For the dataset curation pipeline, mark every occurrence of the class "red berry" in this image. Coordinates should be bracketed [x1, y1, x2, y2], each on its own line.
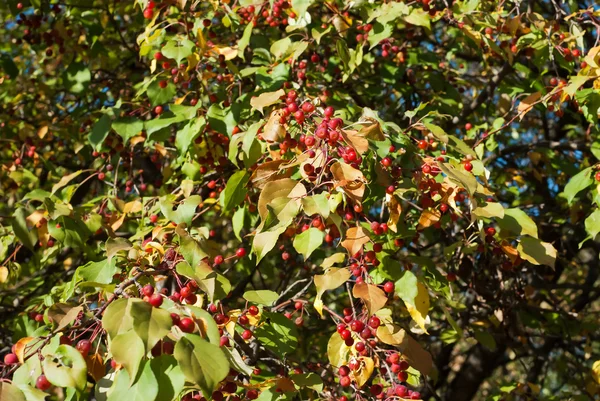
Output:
[383, 281, 394, 293]
[149, 293, 163, 307]
[397, 371, 408, 382]
[485, 227, 496, 236]
[368, 316, 380, 328]
[235, 248, 247, 258]
[595, 171, 600, 182]
[76, 339, 91, 356]
[179, 317, 195, 333]
[463, 161, 473, 172]
[339, 365, 350, 376]
[143, 8, 153, 19]
[340, 376, 351, 387]
[4, 353, 18, 365]
[154, 105, 163, 115]
[418, 140, 428, 150]
[241, 329, 253, 340]
[98, 172, 106, 181]
[247, 390, 259, 400]
[355, 341, 366, 352]
[142, 284, 154, 296]
[214, 255, 224, 265]
[150, 214, 158, 223]
[36, 375, 51, 391]
[248, 305, 259, 316]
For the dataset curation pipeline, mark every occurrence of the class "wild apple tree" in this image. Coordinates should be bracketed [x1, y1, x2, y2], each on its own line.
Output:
[1, 1, 600, 401]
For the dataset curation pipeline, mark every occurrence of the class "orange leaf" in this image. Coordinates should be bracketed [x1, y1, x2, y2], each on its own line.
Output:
[341, 226, 370, 256]
[517, 92, 541, 120]
[352, 283, 387, 315]
[417, 209, 441, 229]
[86, 353, 105, 382]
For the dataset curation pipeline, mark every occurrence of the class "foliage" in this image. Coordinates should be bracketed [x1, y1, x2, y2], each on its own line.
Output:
[1, 1, 600, 401]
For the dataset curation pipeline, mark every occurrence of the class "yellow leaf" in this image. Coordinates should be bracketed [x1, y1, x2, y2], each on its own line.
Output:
[386, 194, 402, 233]
[351, 356, 375, 387]
[341, 226, 370, 256]
[327, 331, 351, 368]
[212, 46, 238, 60]
[257, 179, 306, 221]
[313, 267, 352, 318]
[584, 46, 600, 69]
[405, 283, 430, 333]
[37, 126, 49, 139]
[517, 92, 541, 120]
[376, 323, 407, 346]
[321, 253, 346, 269]
[592, 360, 600, 383]
[250, 89, 285, 115]
[352, 283, 387, 316]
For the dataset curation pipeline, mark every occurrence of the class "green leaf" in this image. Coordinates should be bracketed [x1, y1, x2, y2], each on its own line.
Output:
[472, 202, 505, 220]
[232, 206, 247, 241]
[110, 330, 145, 384]
[238, 22, 254, 59]
[112, 117, 144, 143]
[270, 37, 292, 60]
[563, 167, 594, 205]
[301, 193, 330, 219]
[147, 80, 176, 107]
[424, 122, 476, 157]
[0, 54, 19, 79]
[42, 345, 87, 391]
[473, 327, 496, 350]
[77, 258, 118, 285]
[89, 115, 112, 150]
[292, 227, 324, 260]
[585, 209, 600, 240]
[498, 208, 538, 238]
[207, 104, 237, 137]
[291, 0, 313, 16]
[12, 208, 36, 251]
[102, 298, 134, 339]
[129, 299, 173, 352]
[220, 171, 250, 212]
[254, 311, 299, 357]
[394, 270, 418, 303]
[404, 8, 431, 29]
[336, 40, 350, 70]
[150, 356, 185, 401]
[291, 372, 323, 392]
[159, 195, 202, 226]
[176, 261, 231, 303]
[176, 226, 208, 268]
[252, 227, 286, 263]
[367, 22, 393, 50]
[517, 236, 557, 268]
[107, 361, 158, 401]
[176, 117, 206, 156]
[243, 290, 280, 306]
[438, 162, 478, 195]
[63, 62, 91, 94]
[174, 334, 230, 397]
[0, 382, 26, 401]
[161, 37, 195, 65]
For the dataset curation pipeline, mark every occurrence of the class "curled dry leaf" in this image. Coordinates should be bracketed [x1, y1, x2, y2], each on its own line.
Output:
[250, 160, 292, 189]
[341, 129, 369, 155]
[262, 110, 286, 142]
[330, 161, 367, 204]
